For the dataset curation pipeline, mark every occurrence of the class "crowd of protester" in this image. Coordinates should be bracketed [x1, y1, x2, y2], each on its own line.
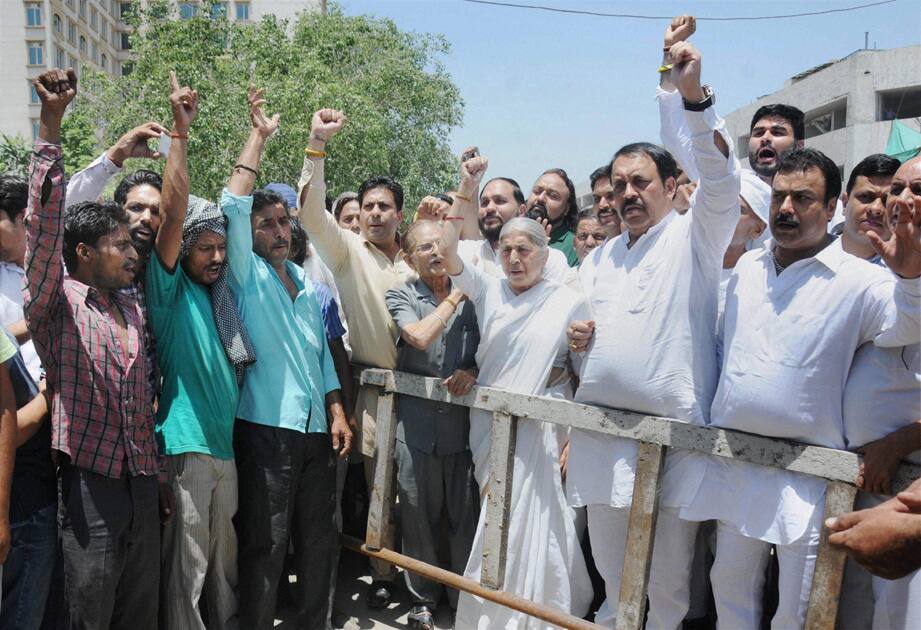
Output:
[0, 13, 918, 630]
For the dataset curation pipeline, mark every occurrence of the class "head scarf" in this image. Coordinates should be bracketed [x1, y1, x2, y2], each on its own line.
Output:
[181, 195, 256, 384]
[740, 169, 772, 226]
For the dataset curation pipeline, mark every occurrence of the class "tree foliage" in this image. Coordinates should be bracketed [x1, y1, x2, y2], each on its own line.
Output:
[0, 134, 31, 178]
[73, 0, 464, 210]
[60, 109, 100, 177]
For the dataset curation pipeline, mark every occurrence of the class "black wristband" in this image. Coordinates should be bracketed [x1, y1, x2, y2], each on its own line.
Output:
[234, 164, 259, 177]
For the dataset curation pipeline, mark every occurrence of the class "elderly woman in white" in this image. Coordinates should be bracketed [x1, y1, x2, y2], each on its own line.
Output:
[441, 215, 592, 629]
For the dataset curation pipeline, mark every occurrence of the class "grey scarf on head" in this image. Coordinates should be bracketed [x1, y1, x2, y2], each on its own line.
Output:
[182, 195, 256, 384]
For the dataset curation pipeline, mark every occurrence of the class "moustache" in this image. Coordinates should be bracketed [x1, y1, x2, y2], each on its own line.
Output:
[525, 203, 549, 223]
[773, 214, 799, 228]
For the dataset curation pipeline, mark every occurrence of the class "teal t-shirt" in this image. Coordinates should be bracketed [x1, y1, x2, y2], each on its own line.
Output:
[146, 254, 239, 459]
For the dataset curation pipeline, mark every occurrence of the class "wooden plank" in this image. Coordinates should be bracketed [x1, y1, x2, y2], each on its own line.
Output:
[615, 442, 666, 630]
[342, 534, 604, 630]
[365, 386, 397, 553]
[359, 369, 920, 492]
[804, 481, 859, 630]
[481, 411, 517, 590]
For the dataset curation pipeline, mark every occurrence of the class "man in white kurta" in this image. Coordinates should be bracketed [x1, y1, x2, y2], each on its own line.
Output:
[680, 149, 921, 629]
[566, 41, 740, 628]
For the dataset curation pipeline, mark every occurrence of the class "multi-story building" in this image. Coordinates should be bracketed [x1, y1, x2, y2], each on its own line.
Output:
[1, 0, 320, 140]
[724, 45, 921, 178]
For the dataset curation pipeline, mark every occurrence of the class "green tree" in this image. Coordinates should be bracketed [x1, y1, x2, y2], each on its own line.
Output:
[74, 0, 464, 212]
[61, 109, 101, 176]
[0, 134, 31, 177]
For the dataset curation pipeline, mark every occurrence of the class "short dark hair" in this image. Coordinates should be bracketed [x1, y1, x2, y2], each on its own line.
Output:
[357, 176, 404, 212]
[63, 201, 128, 273]
[845, 153, 901, 195]
[539, 168, 578, 229]
[288, 216, 307, 265]
[252, 188, 286, 214]
[776, 148, 842, 204]
[333, 192, 358, 220]
[750, 104, 806, 142]
[575, 208, 598, 229]
[589, 165, 611, 190]
[114, 170, 162, 206]
[612, 142, 679, 184]
[0, 175, 28, 222]
[481, 177, 525, 206]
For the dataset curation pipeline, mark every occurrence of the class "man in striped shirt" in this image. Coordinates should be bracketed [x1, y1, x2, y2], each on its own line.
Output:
[24, 67, 166, 630]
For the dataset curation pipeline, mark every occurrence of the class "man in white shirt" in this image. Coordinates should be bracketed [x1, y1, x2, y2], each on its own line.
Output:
[566, 40, 741, 628]
[836, 153, 920, 630]
[589, 165, 622, 238]
[456, 176, 577, 287]
[680, 148, 921, 629]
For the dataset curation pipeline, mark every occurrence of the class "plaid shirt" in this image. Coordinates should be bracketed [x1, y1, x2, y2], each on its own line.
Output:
[24, 140, 163, 480]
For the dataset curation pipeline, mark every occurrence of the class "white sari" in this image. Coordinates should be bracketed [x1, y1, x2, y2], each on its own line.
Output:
[451, 262, 593, 629]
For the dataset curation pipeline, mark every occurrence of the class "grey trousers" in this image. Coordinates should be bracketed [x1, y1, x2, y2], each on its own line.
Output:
[234, 420, 337, 630]
[58, 464, 159, 630]
[395, 441, 479, 609]
[160, 453, 238, 630]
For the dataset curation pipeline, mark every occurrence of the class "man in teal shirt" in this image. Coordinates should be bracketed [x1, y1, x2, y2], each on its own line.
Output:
[526, 168, 580, 266]
[147, 74, 254, 630]
[223, 87, 352, 630]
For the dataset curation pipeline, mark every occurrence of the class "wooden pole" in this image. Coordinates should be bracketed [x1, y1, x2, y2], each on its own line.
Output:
[481, 411, 517, 590]
[341, 535, 604, 630]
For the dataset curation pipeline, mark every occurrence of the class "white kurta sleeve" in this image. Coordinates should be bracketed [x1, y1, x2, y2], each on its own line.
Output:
[657, 87, 700, 182]
[865, 274, 921, 348]
[687, 105, 742, 263]
[65, 152, 122, 205]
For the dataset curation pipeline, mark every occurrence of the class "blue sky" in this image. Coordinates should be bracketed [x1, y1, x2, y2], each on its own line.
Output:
[338, 0, 921, 189]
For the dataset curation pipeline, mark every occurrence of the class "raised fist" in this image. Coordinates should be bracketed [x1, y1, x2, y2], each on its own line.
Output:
[460, 155, 489, 186]
[664, 15, 696, 48]
[249, 86, 280, 139]
[311, 108, 346, 143]
[416, 195, 452, 222]
[34, 68, 77, 118]
[669, 41, 705, 104]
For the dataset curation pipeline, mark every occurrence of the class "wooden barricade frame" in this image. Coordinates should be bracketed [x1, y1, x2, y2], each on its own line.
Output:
[354, 368, 920, 630]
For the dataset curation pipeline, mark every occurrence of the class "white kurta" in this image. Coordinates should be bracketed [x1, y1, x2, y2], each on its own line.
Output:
[450, 261, 592, 629]
[457, 238, 578, 289]
[567, 104, 741, 510]
[682, 239, 921, 544]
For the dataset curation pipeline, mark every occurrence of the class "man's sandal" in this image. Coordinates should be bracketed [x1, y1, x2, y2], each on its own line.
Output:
[408, 604, 435, 630]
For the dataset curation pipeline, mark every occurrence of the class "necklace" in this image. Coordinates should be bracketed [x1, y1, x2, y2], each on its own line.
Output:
[770, 249, 787, 275]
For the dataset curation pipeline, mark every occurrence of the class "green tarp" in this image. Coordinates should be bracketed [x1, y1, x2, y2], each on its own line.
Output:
[885, 119, 921, 163]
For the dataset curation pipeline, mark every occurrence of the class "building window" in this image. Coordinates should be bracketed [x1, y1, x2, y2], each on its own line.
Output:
[90, 7, 98, 29]
[56, 46, 66, 68]
[31, 120, 40, 140]
[179, 3, 197, 19]
[53, 13, 62, 34]
[120, 32, 131, 50]
[79, 0, 87, 19]
[804, 100, 847, 139]
[66, 0, 74, 9]
[879, 87, 921, 121]
[79, 35, 87, 56]
[235, 2, 250, 21]
[30, 83, 40, 104]
[27, 42, 44, 66]
[101, 53, 108, 70]
[91, 41, 98, 63]
[212, 2, 227, 18]
[101, 20, 107, 40]
[26, 3, 43, 26]
[119, 2, 131, 18]
[68, 20, 76, 44]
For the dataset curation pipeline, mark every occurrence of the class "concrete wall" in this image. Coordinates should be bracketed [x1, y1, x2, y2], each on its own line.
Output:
[724, 45, 921, 176]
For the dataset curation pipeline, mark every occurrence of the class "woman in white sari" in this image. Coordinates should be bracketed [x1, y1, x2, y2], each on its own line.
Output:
[443, 216, 593, 629]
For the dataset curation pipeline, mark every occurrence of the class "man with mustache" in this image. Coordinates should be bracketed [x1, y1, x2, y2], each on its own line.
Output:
[222, 90, 352, 629]
[526, 168, 580, 266]
[836, 153, 920, 630]
[455, 174, 576, 287]
[566, 39, 741, 628]
[678, 148, 921, 628]
[589, 165, 622, 238]
[384, 219, 480, 630]
[24, 67, 165, 629]
[297, 108, 416, 608]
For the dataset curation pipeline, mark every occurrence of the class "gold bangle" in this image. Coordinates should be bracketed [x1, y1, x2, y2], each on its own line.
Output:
[444, 298, 459, 309]
[454, 192, 471, 202]
[305, 147, 327, 158]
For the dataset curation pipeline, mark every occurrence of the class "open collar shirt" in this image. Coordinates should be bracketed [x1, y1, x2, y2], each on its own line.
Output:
[566, 104, 741, 510]
[24, 140, 161, 479]
[681, 238, 921, 544]
[224, 189, 339, 434]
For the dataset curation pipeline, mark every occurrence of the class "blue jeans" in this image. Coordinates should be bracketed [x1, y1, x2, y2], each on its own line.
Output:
[1, 502, 57, 630]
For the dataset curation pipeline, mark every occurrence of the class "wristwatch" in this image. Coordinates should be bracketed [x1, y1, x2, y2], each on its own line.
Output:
[683, 84, 714, 112]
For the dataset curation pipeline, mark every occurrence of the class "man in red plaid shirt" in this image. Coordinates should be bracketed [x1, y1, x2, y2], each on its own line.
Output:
[23, 67, 169, 630]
